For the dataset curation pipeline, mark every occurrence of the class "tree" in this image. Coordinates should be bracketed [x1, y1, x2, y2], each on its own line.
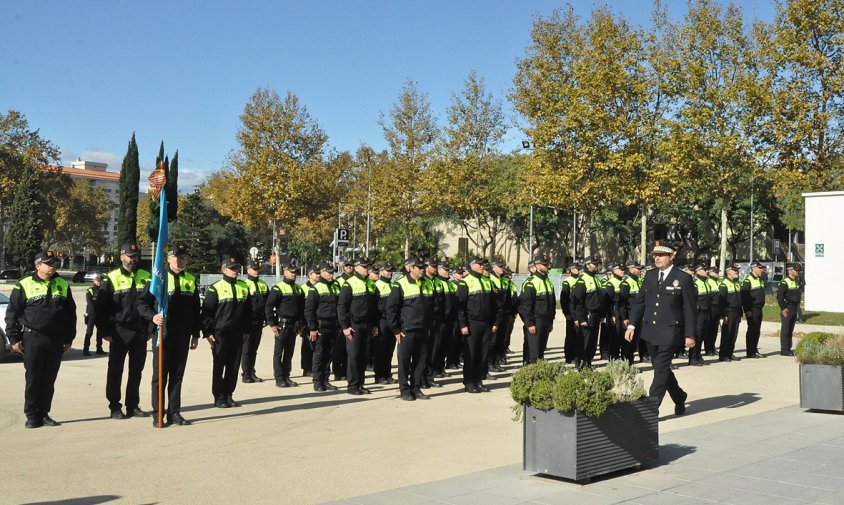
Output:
[116, 133, 140, 248]
[46, 180, 114, 265]
[0, 110, 60, 267]
[167, 150, 179, 220]
[169, 191, 249, 273]
[6, 166, 43, 269]
[147, 142, 169, 243]
[378, 80, 439, 257]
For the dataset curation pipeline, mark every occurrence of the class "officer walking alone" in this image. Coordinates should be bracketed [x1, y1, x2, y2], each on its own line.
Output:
[5, 251, 76, 428]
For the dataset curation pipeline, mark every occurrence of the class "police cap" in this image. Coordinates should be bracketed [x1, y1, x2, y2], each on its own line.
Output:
[468, 255, 486, 266]
[531, 254, 551, 266]
[353, 257, 371, 268]
[320, 262, 335, 273]
[168, 244, 189, 257]
[120, 242, 140, 257]
[34, 250, 56, 265]
[583, 255, 602, 266]
[283, 262, 297, 272]
[221, 256, 241, 269]
[786, 262, 801, 272]
[651, 241, 675, 255]
[379, 262, 395, 272]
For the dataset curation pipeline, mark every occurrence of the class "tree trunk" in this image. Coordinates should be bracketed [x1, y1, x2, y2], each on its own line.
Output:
[0, 204, 5, 269]
[404, 222, 410, 259]
[719, 200, 729, 272]
[639, 205, 648, 265]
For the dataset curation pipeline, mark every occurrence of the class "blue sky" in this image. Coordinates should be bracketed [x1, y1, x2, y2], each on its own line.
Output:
[1, 1, 776, 190]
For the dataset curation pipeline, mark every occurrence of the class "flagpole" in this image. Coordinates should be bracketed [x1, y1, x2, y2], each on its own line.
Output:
[158, 324, 164, 429]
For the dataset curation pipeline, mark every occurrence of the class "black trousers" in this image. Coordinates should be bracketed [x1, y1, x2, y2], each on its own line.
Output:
[781, 306, 798, 351]
[619, 324, 638, 364]
[563, 318, 577, 363]
[345, 322, 371, 390]
[462, 320, 492, 386]
[299, 323, 312, 374]
[431, 319, 453, 374]
[211, 331, 242, 400]
[374, 319, 396, 380]
[579, 316, 600, 365]
[312, 321, 337, 384]
[22, 330, 63, 420]
[745, 307, 763, 355]
[425, 319, 441, 379]
[524, 317, 553, 364]
[273, 321, 298, 380]
[598, 319, 610, 356]
[645, 341, 686, 408]
[151, 331, 191, 416]
[691, 310, 711, 360]
[106, 327, 147, 413]
[446, 324, 462, 368]
[705, 308, 720, 354]
[719, 311, 742, 359]
[397, 329, 427, 394]
[83, 313, 103, 351]
[332, 330, 347, 379]
[241, 325, 263, 377]
[607, 310, 624, 359]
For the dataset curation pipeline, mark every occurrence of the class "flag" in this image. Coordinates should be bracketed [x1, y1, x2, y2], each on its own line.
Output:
[149, 170, 169, 348]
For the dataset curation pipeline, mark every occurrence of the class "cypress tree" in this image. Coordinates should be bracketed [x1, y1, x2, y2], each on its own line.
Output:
[147, 142, 167, 242]
[117, 134, 140, 248]
[6, 166, 44, 269]
[166, 150, 179, 221]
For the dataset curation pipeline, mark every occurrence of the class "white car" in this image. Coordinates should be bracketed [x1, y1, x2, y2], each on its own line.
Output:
[0, 292, 14, 359]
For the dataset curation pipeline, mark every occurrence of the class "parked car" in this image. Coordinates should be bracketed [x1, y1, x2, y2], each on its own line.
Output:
[0, 292, 20, 361]
[0, 269, 21, 280]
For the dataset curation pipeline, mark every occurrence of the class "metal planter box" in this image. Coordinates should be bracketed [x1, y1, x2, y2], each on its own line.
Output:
[799, 364, 844, 412]
[523, 398, 659, 482]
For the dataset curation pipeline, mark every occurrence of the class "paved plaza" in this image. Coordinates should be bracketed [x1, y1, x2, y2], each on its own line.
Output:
[1, 287, 841, 504]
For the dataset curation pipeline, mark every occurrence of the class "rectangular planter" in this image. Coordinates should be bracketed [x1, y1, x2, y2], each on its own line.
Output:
[799, 364, 844, 412]
[523, 398, 659, 482]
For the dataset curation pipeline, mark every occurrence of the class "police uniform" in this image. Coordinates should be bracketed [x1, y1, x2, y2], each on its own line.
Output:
[518, 255, 556, 364]
[138, 244, 201, 425]
[620, 263, 642, 364]
[431, 263, 456, 378]
[98, 242, 152, 418]
[718, 266, 743, 361]
[305, 263, 342, 391]
[446, 266, 467, 369]
[373, 263, 397, 383]
[201, 257, 252, 407]
[777, 263, 802, 355]
[332, 260, 354, 380]
[298, 269, 319, 377]
[83, 274, 105, 355]
[265, 263, 305, 387]
[560, 264, 579, 364]
[627, 243, 695, 413]
[456, 256, 499, 393]
[241, 262, 270, 383]
[489, 260, 514, 371]
[704, 267, 722, 356]
[688, 265, 712, 365]
[571, 256, 605, 367]
[603, 262, 628, 361]
[741, 262, 766, 358]
[337, 258, 378, 395]
[5, 251, 76, 428]
[424, 258, 447, 385]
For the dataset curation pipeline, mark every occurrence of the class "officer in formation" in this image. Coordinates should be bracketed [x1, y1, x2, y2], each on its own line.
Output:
[6, 251, 76, 428]
[741, 261, 766, 359]
[98, 242, 151, 419]
[373, 262, 397, 384]
[704, 266, 722, 356]
[456, 256, 499, 394]
[241, 261, 269, 383]
[777, 263, 802, 356]
[387, 257, 433, 400]
[423, 257, 444, 388]
[602, 262, 628, 362]
[138, 244, 201, 427]
[298, 266, 320, 377]
[688, 264, 712, 366]
[430, 262, 456, 378]
[560, 262, 579, 364]
[333, 258, 354, 381]
[202, 257, 251, 408]
[621, 262, 643, 364]
[305, 263, 341, 392]
[518, 255, 555, 364]
[265, 262, 304, 388]
[489, 260, 515, 372]
[571, 256, 604, 368]
[337, 257, 378, 395]
[82, 273, 105, 356]
[446, 265, 467, 369]
[718, 265, 743, 362]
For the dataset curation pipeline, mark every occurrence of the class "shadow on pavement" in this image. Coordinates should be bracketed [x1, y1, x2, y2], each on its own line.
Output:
[658, 443, 697, 464]
[659, 392, 761, 421]
[22, 496, 123, 505]
[189, 394, 388, 423]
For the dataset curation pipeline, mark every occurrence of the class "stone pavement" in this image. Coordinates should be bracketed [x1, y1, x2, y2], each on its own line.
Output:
[330, 406, 844, 505]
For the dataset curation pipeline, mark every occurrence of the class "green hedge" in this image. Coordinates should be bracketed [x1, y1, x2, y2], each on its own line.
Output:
[796, 332, 844, 365]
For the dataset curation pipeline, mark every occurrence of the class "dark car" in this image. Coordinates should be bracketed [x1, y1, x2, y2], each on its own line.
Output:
[0, 269, 21, 280]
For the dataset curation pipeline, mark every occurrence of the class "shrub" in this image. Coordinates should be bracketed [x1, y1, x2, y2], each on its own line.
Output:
[796, 332, 844, 365]
[605, 359, 647, 403]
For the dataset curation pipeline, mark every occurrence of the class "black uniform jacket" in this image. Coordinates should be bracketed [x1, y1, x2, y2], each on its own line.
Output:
[201, 276, 252, 337]
[137, 269, 201, 340]
[629, 266, 697, 347]
[5, 273, 77, 344]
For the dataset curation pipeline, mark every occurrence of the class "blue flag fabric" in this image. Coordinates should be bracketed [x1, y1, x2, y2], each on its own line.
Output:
[150, 189, 168, 348]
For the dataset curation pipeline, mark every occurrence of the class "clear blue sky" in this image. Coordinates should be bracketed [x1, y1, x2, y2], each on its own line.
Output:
[1, 1, 776, 190]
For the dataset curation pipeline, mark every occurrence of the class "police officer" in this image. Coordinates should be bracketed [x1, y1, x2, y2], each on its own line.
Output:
[332, 260, 354, 382]
[704, 267, 722, 356]
[489, 260, 513, 372]
[298, 267, 320, 377]
[138, 244, 201, 426]
[777, 263, 802, 356]
[741, 261, 766, 358]
[387, 257, 434, 400]
[423, 257, 445, 387]
[373, 262, 397, 384]
[560, 263, 579, 364]
[446, 265, 466, 370]
[431, 262, 456, 378]
[82, 273, 105, 356]
[518, 255, 555, 364]
[338, 257, 377, 395]
[202, 257, 252, 408]
[690, 264, 711, 366]
[603, 262, 627, 361]
[571, 256, 604, 368]
[5, 251, 76, 428]
[240, 261, 269, 383]
[718, 265, 743, 362]
[456, 256, 499, 393]
[305, 263, 341, 392]
[620, 262, 642, 364]
[265, 262, 304, 387]
[98, 242, 151, 419]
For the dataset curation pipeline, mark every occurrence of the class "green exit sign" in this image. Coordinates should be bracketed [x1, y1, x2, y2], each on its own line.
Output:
[815, 244, 824, 257]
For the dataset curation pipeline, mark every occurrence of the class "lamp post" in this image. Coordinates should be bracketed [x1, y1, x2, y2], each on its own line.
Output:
[522, 141, 535, 259]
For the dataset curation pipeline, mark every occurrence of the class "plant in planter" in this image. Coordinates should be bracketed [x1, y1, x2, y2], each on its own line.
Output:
[511, 360, 658, 482]
[795, 332, 844, 412]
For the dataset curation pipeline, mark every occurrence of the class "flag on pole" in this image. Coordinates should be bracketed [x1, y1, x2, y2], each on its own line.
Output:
[149, 163, 168, 348]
